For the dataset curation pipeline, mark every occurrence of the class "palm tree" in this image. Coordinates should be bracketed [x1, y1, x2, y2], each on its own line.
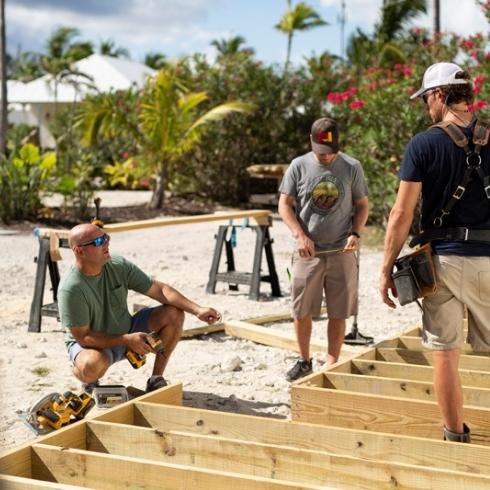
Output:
[41, 27, 93, 76]
[144, 52, 169, 70]
[0, 0, 6, 157]
[275, 0, 327, 72]
[99, 39, 130, 58]
[433, 0, 440, 36]
[211, 35, 255, 59]
[78, 65, 255, 208]
[376, 0, 426, 45]
[347, 0, 426, 68]
[9, 51, 42, 81]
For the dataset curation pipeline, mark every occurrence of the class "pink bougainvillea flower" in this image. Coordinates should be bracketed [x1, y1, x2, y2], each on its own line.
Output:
[350, 100, 366, 110]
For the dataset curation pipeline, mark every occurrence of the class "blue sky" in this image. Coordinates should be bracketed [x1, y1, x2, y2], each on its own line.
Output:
[6, 0, 489, 67]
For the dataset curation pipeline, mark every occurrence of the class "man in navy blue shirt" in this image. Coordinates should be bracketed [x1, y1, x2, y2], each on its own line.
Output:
[380, 62, 490, 443]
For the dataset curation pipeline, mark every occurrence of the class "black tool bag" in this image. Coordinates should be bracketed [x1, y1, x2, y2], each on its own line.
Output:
[391, 243, 436, 306]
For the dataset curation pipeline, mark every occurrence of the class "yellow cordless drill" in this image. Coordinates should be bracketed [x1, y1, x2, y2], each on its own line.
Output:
[126, 331, 165, 369]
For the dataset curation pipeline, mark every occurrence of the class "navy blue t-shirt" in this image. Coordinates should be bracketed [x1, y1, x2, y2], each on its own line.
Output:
[400, 122, 490, 256]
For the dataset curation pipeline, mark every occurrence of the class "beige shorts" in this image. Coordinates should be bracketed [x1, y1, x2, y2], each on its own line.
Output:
[422, 255, 490, 351]
[291, 251, 358, 320]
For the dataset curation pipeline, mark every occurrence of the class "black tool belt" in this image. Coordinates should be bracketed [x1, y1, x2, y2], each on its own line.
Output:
[409, 227, 490, 247]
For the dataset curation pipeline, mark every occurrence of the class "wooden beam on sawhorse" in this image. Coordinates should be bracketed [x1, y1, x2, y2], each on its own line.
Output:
[206, 224, 281, 300]
[28, 210, 273, 332]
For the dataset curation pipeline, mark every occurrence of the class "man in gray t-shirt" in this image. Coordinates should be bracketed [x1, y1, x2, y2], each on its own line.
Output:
[279, 117, 369, 381]
[58, 223, 222, 393]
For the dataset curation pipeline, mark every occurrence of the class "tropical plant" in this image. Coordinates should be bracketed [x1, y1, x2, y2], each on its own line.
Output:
[7, 51, 42, 81]
[41, 27, 93, 76]
[0, 144, 56, 223]
[99, 39, 129, 58]
[144, 52, 169, 70]
[139, 67, 255, 208]
[347, 0, 427, 69]
[77, 65, 254, 208]
[275, 0, 327, 72]
[211, 35, 255, 60]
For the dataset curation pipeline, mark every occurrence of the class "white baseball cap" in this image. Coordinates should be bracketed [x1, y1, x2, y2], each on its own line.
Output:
[410, 62, 470, 100]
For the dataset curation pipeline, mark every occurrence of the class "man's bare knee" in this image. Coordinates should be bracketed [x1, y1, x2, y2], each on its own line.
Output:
[74, 351, 109, 382]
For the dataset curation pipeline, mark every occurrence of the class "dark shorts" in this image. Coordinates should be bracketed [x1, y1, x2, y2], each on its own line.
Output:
[68, 307, 156, 365]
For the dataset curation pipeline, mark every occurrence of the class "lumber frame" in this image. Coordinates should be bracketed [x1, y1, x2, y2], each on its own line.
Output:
[134, 402, 490, 475]
[4, 387, 490, 488]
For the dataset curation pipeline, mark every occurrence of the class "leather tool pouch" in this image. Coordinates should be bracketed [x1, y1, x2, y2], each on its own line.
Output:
[391, 243, 437, 306]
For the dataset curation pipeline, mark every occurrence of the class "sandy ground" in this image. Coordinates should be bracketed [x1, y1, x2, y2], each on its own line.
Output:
[0, 199, 421, 452]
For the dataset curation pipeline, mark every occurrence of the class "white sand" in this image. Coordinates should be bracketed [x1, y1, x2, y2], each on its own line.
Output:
[0, 211, 421, 451]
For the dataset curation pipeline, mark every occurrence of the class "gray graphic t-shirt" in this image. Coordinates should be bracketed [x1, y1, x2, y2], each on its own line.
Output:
[279, 151, 368, 251]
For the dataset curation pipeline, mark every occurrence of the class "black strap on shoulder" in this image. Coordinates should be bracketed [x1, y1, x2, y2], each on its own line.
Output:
[432, 121, 469, 150]
[430, 119, 490, 228]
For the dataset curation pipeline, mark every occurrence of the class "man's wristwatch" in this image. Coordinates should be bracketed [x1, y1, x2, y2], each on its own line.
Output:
[349, 231, 361, 239]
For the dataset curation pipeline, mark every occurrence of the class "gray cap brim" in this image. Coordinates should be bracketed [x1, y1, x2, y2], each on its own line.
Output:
[311, 141, 338, 155]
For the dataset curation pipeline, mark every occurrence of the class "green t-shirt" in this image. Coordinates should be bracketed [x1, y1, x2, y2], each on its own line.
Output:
[58, 255, 153, 350]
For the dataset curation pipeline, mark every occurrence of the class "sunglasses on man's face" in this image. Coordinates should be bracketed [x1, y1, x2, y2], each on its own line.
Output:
[422, 90, 435, 105]
[79, 233, 110, 247]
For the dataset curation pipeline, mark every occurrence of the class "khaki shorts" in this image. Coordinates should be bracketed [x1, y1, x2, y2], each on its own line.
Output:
[422, 255, 490, 351]
[291, 251, 358, 320]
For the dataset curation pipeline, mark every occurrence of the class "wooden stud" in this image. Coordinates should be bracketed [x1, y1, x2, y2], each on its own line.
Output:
[352, 359, 490, 388]
[31, 443, 319, 490]
[133, 402, 490, 475]
[323, 371, 490, 407]
[377, 348, 490, 371]
[291, 386, 490, 444]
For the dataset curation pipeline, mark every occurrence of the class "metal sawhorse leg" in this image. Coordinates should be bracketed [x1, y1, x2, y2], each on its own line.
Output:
[28, 237, 63, 332]
[206, 224, 281, 300]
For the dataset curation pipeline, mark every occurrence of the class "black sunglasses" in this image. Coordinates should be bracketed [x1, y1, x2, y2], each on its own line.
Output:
[79, 233, 110, 247]
[422, 90, 436, 104]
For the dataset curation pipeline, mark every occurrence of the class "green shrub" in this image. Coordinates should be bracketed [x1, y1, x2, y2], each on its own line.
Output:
[0, 144, 56, 224]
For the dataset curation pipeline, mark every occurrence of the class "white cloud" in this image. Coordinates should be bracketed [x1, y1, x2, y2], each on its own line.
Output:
[6, 0, 226, 61]
[320, 0, 488, 37]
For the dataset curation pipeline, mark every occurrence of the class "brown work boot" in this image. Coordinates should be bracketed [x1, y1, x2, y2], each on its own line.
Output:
[443, 423, 471, 443]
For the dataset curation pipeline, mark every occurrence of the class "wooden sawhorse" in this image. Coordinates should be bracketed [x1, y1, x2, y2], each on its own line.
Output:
[28, 210, 276, 332]
[206, 224, 281, 300]
[28, 235, 66, 332]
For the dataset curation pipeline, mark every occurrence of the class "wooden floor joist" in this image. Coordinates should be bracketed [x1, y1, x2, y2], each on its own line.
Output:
[3, 387, 490, 489]
[292, 328, 490, 447]
[5, 325, 490, 489]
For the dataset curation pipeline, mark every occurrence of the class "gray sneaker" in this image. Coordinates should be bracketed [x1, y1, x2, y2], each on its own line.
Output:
[146, 375, 168, 393]
[82, 380, 100, 394]
[286, 358, 313, 382]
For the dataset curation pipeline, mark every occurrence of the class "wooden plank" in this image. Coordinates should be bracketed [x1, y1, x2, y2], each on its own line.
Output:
[0, 475, 88, 489]
[31, 444, 320, 490]
[84, 421, 490, 490]
[182, 323, 225, 338]
[323, 371, 490, 407]
[91, 383, 182, 426]
[36, 210, 273, 240]
[352, 359, 490, 388]
[0, 424, 87, 478]
[377, 348, 490, 371]
[402, 326, 422, 337]
[398, 336, 486, 355]
[133, 402, 490, 475]
[291, 386, 490, 444]
[224, 320, 363, 356]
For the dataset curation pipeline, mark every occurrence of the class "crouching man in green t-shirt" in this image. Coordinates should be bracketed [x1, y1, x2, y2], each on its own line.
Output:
[58, 223, 222, 393]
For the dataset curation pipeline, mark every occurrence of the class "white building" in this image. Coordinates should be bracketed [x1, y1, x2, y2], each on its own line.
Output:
[6, 54, 155, 148]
